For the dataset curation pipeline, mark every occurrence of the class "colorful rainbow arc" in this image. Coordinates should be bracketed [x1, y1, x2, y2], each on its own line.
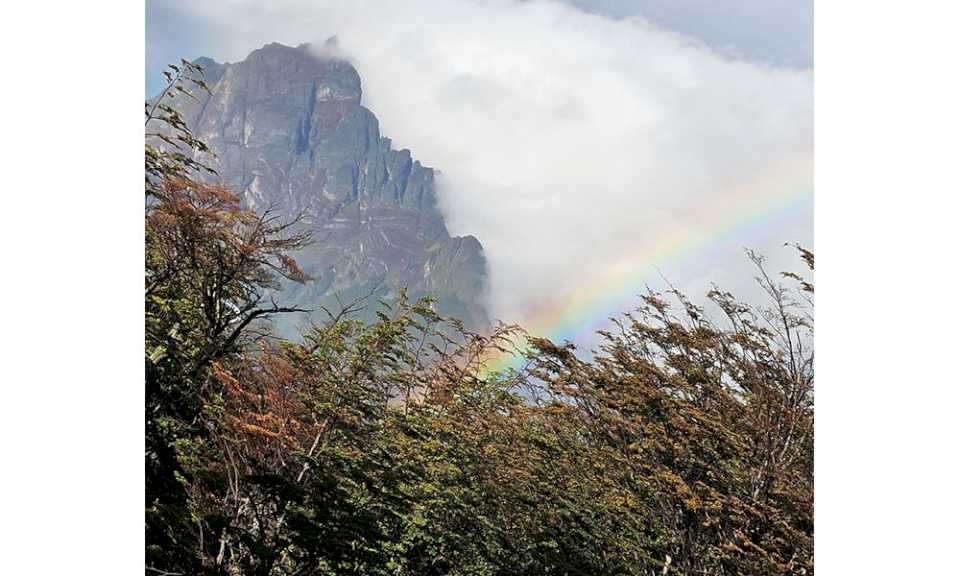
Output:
[484, 154, 813, 373]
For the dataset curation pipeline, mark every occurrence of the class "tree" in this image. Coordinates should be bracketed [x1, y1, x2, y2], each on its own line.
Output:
[145, 61, 311, 575]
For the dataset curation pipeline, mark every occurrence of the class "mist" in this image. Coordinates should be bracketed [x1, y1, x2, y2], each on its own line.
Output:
[158, 0, 813, 336]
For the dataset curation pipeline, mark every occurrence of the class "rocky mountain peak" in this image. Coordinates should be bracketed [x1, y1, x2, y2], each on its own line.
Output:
[165, 42, 489, 335]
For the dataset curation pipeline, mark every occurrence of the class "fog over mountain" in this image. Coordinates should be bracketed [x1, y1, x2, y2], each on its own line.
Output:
[152, 0, 812, 340]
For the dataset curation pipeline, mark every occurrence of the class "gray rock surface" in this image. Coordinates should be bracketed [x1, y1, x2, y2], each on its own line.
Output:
[163, 42, 489, 335]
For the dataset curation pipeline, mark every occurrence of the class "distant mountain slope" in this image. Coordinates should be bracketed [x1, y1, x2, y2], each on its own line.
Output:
[161, 42, 489, 334]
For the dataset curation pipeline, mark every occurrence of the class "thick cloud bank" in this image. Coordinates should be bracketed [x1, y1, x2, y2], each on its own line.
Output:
[162, 0, 813, 333]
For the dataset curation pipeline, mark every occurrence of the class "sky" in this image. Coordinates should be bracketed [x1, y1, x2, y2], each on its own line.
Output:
[146, 0, 813, 347]
[566, 0, 812, 67]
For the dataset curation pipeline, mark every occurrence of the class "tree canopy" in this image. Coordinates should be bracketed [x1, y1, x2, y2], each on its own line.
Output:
[145, 62, 813, 576]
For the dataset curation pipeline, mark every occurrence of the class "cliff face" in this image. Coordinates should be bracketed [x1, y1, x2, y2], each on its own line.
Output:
[165, 42, 489, 334]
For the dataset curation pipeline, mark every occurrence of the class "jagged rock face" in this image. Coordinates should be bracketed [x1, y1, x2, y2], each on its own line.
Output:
[170, 43, 489, 334]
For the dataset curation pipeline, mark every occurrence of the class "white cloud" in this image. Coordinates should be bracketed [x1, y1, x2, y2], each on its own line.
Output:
[161, 0, 813, 338]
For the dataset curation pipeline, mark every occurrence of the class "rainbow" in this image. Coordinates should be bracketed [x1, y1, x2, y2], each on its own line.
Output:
[484, 153, 813, 373]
